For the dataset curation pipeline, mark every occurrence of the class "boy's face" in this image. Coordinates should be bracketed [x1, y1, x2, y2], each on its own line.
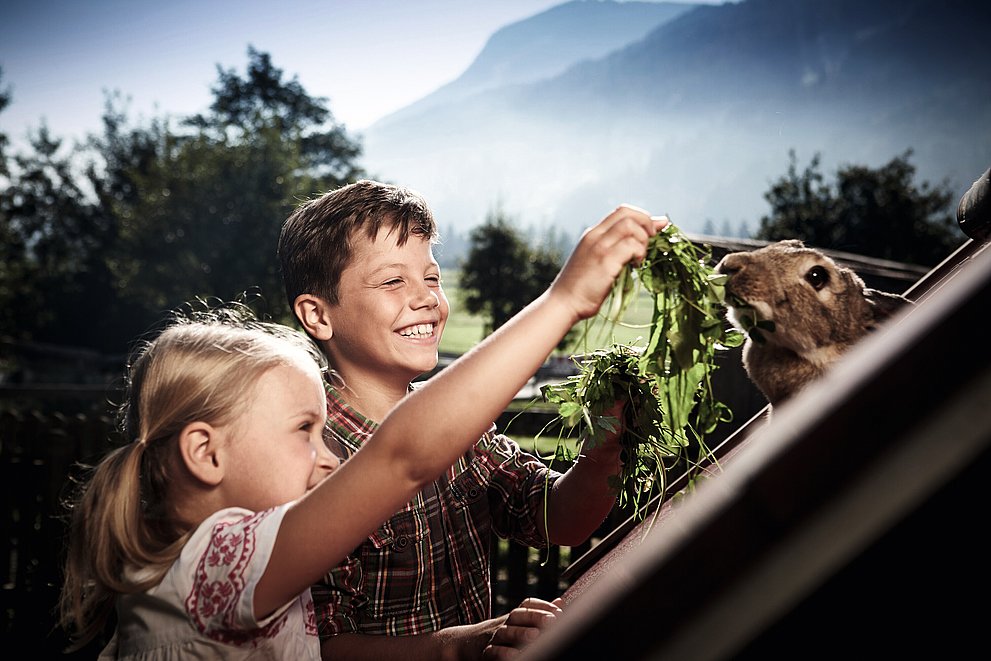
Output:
[322, 227, 449, 385]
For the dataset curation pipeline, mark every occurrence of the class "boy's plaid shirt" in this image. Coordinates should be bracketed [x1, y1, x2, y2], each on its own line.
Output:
[312, 388, 561, 638]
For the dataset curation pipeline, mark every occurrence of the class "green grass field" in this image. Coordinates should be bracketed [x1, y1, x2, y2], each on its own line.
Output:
[439, 269, 657, 355]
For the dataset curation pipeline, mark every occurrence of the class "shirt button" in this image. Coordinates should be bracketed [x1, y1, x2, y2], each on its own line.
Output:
[395, 536, 409, 550]
[468, 488, 480, 499]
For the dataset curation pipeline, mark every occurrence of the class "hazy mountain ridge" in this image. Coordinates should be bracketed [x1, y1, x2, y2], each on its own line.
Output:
[362, 0, 991, 237]
[373, 0, 695, 130]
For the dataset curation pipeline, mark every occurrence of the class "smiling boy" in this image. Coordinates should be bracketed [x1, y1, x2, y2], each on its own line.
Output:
[278, 180, 644, 659]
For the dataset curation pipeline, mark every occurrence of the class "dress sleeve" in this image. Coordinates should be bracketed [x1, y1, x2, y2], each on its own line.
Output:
[180, 504, 298, 643]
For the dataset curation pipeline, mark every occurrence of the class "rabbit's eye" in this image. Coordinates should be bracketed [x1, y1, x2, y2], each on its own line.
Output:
[805, 265, 829, 290]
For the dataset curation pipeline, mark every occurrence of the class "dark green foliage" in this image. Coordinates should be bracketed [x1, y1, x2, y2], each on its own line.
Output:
[458, 209, 563, 334]
[0, 50, 365, 353]
[0, 123, 137, 350]
[0, 68, 9, 176]
[185, 47, 362, 181]
[756, 150, 964, 266]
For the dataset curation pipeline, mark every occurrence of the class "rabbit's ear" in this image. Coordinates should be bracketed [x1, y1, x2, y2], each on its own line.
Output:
[864, 289, 913, 325]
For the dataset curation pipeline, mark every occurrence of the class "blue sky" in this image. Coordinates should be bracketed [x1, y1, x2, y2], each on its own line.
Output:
[1, 0, 580, 146]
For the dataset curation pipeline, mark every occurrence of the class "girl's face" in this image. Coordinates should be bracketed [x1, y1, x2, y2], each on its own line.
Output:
[221, 358, 338, 511]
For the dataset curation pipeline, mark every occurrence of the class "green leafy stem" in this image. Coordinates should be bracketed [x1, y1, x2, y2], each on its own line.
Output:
[538, 223, 745, 519]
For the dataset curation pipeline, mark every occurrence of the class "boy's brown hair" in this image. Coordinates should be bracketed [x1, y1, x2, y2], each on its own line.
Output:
[278, 180, 438, 307]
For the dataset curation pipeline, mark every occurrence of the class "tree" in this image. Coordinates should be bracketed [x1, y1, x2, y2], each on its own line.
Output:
[185, 47, 362, 183]
[459, 210, 563, 336]
[0, 120, 135, 350]
[756, 150, 964, 266]
[3, 65, 169, 351]
[0, 49, 366, 353]
[0, 67, 9, 177]
[99, 47, 364, 330]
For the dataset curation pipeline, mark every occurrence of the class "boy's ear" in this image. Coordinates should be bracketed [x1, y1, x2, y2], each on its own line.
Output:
[178, 421, 224, 486]
[294, 294, 334, 341]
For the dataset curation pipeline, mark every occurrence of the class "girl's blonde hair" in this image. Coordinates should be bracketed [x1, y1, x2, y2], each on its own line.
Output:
[58, 307, 324, 650]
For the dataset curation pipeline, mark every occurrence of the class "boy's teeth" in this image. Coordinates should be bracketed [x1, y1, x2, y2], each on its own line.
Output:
[400, 324, 432, 337]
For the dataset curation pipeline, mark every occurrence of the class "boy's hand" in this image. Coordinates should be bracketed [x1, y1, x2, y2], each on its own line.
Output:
[483, 597, 564, 659]
[583, 399, 626, 462]
[551, 205, 669, 323]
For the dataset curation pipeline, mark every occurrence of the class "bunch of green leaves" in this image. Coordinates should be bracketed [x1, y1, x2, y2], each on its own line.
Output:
[541, 344, 674, 514]
[635, 225, 742, 442]
[540, 223, 744, 518]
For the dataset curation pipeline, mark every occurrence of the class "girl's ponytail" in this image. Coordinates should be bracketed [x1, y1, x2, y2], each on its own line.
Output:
[59, 440, 149, 649]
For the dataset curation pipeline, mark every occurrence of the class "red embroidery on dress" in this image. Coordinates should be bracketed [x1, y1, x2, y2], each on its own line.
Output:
[303, 591, 318, 636]
[186, 509, 290, 646]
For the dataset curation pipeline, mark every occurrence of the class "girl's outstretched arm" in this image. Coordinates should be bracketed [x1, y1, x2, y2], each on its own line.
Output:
[256, 206, 668, 618]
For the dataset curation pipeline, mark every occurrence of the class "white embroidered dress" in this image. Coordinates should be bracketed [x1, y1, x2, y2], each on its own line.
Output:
[99, 504, 320, 659]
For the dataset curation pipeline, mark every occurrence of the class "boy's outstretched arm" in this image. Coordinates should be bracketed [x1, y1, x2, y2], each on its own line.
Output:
[259, 206, 666, 618]
[543, 402, 629, 546]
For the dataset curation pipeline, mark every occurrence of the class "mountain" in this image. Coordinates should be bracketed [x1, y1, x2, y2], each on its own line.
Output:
[373, 1, 696, 129]
[360, 0, 991, 238]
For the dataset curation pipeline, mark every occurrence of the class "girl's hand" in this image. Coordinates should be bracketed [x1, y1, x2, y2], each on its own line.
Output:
[551, 205, 669, 323]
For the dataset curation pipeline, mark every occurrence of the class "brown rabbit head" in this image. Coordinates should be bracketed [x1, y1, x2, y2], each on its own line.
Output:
[715, 239, 911, 406]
